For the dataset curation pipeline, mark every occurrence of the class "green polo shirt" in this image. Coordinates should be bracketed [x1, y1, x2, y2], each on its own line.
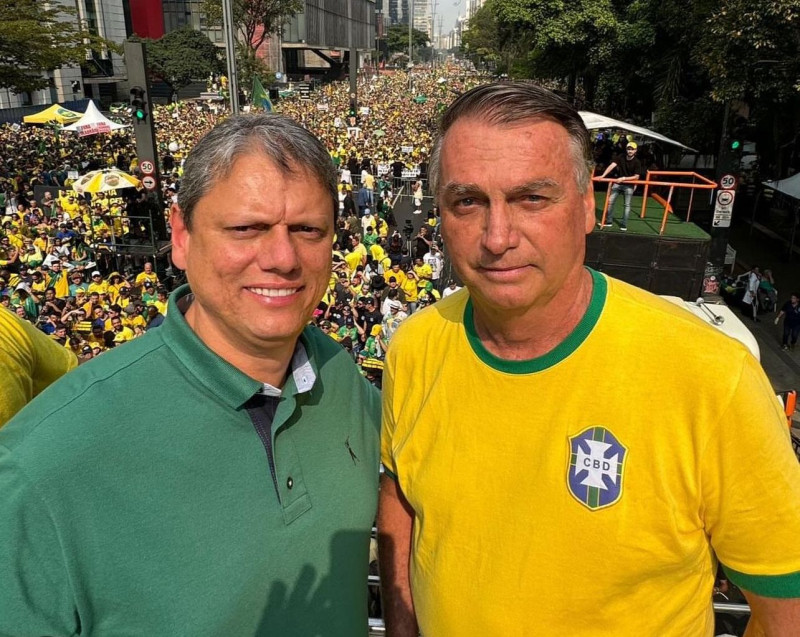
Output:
[0, 285, 381, 636]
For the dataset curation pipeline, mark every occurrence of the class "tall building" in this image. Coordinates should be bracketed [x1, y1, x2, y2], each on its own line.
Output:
[412, 0, 430, 38]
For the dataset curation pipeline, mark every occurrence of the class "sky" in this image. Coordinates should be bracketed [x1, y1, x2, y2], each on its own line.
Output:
[435, 0, 464, 35]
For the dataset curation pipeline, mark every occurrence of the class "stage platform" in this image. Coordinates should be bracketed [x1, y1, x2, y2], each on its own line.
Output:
[587, 193, 711, 300]
[593, 193, 710, 240]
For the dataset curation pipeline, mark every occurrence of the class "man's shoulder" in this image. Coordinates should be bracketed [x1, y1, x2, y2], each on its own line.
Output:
[392, 289, 468, 346]
[603, 274, 752, 354]
[0, 332, 167, 456]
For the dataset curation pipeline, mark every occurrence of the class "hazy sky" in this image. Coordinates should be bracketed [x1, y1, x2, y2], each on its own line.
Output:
[435, 0, 464, 35]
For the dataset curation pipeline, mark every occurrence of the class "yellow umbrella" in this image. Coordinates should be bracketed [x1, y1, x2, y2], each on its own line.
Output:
[22, 104, 82, 125]
[72, 168, 141, 195]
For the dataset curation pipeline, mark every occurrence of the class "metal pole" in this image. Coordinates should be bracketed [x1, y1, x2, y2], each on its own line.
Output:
[408, 0, 413, 64]
[222, 0, 240, 114]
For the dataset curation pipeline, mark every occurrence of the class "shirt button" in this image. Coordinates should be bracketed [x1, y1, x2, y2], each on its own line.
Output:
[287, 477, 294, 489]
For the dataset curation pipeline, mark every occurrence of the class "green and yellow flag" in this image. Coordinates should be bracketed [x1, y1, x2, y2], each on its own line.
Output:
[252, 76, 273, 112]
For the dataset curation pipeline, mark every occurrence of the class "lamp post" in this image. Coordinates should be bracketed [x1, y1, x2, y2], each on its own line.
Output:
[222, 0, 239, 114]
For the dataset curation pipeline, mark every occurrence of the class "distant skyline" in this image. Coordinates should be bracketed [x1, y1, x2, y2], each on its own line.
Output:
[435, 0, 463, 34]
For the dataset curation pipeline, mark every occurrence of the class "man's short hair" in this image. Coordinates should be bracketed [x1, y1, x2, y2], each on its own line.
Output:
[177, 114, 338, 230]
[429, 82, 593, 195]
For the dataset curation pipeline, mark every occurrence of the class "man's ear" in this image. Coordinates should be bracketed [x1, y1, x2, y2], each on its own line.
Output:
[171, 207, 189, 271]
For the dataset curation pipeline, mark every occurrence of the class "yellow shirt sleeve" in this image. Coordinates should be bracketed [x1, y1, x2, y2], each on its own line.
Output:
[0, 309, 78, 427]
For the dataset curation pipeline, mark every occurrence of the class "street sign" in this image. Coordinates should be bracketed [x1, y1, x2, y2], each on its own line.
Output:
[142, 175, 156, 191]
[712, 189, 735, 228]
[140, 160, 155, 175]
[720, 173, 737, 190]
[716, 190, 734, 208]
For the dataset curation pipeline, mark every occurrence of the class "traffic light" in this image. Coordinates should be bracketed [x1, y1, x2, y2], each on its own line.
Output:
[129, 86, 148, 123]
[729, 116, 749, 155]
[349, 98, 357, 119]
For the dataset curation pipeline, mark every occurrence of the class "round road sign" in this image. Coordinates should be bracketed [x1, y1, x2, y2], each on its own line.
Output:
[140, 160, 155, 175]
[717, 190, 734, 206]
[142, 175, 156, 191]
[720, 174, 737, 190]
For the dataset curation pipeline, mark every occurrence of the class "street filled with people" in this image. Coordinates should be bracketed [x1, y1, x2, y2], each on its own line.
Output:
[0, 68, 481, 389]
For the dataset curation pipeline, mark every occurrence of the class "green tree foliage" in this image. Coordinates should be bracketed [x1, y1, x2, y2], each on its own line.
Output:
[385, 26, 430, 54]
[201, 0, 303, 56]
[234, 44, 276, 95]
[460, 0, 800, 157]
[0, 0, 112, 94]
[134, 28, 223, 99]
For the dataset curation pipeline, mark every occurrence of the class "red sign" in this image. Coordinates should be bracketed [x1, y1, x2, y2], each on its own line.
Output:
[142, 175, 156, 191]
[140, 160, 155, 175]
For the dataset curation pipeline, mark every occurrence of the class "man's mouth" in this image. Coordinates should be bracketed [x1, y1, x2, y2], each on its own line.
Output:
[247, 287, 301, 298]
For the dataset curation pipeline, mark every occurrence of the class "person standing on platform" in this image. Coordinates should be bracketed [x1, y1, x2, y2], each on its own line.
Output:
[598, 141, 644, 231]
[378, 82, 800, 637]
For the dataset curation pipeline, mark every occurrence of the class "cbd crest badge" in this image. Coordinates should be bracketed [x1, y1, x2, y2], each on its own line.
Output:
[567, 427, 627, 510]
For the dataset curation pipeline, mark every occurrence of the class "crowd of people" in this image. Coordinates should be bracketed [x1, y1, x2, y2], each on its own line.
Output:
[0, 68, 478, 381]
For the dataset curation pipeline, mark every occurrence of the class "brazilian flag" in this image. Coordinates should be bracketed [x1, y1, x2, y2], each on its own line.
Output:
[252, 76, 273, 112]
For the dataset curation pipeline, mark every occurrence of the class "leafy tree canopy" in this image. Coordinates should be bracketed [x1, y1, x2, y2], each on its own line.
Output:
[131, 28, 223, 96]
[385, 26, 430, 54]
[201, 0, 303, 54]
[0, 0, 113, 94]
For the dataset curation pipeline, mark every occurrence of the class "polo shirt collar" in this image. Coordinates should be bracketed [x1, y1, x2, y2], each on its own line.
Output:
[161, 284, 317, 409]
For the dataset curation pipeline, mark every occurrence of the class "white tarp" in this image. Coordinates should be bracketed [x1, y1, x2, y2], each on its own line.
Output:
[62, 101, 128, 137]
[579, 111, 696, 152]
[762, 173, 800, 201]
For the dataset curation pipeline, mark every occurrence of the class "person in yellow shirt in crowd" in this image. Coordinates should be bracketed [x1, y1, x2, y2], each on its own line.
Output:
[0, 307, 77, 427]
[121, 305, 147, 332]
[106, 272, 129, 306]
[109, 315, 135, 343]
[412, 256, 432, 283]
[87, 271, 108, 296]
[400, 270, 419, 314]
[344, 235, 367, 272]
[383, 263, 407, 288]
[134, 261, 159, 289]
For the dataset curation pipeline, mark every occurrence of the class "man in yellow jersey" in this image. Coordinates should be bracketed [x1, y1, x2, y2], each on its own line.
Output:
[378, 83, 800, 636]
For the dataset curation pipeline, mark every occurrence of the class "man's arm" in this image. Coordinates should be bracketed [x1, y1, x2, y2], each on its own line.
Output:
[598, 161, 618, 178]
[742, 591, 800, 637]
[377, 473, 418, 637]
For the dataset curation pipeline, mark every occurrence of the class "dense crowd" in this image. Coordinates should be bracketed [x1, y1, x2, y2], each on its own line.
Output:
[0, 67, 477, 379]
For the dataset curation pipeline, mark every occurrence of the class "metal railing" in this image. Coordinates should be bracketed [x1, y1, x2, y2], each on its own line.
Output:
[593, 170, 718, 235]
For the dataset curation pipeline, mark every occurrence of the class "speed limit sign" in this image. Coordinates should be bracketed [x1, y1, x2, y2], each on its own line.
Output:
[140, 159, 155, 175]
[719, 174, 736, 190]
[142, 175, 156, 191]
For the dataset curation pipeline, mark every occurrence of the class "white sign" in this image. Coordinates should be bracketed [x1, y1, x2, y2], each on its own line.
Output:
[713, 210, 732, 228]
[317, 103, 329, 112]
[716, 190, 735, 209]
[359, 106, 370, 115]
[141, 175, 156, 191]
[377, 164, 390, 176]
[68, 171, 79, 181]
[401, 145, 414, 154]
[77, 122, 111, 137]
[401, 168, 421, 179]
[347, 127, 361, 139]
[333, 117, 343, 129]
[139, 160, 155, 175]
[712, 189, 735, 228]
[720, 174, 737, 190]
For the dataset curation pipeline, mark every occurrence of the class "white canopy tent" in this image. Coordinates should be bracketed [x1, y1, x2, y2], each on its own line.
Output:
[62, 101, 129, 137]
[762, 173, 800, 200]
[579, 111, 696, 152]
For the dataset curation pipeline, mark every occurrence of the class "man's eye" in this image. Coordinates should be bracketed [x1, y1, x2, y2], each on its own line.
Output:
[456, 197, 476, 207]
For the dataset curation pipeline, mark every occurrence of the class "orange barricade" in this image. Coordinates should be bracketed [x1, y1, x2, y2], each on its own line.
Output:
[593, 171, 718, 235]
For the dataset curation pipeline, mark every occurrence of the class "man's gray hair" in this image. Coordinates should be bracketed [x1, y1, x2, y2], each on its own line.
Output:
[429, 82, 594, 194]
[177, 114, 337, 230]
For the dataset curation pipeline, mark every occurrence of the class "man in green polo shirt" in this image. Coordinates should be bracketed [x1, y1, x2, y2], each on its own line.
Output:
[0, 115, 381, 636]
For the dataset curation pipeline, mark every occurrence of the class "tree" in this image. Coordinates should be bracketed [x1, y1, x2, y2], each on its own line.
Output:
[0, 0, 112, 94]
[201, 0, 303, 60]
[133, 28, 223, 100]
[385, 25, 430, 55]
